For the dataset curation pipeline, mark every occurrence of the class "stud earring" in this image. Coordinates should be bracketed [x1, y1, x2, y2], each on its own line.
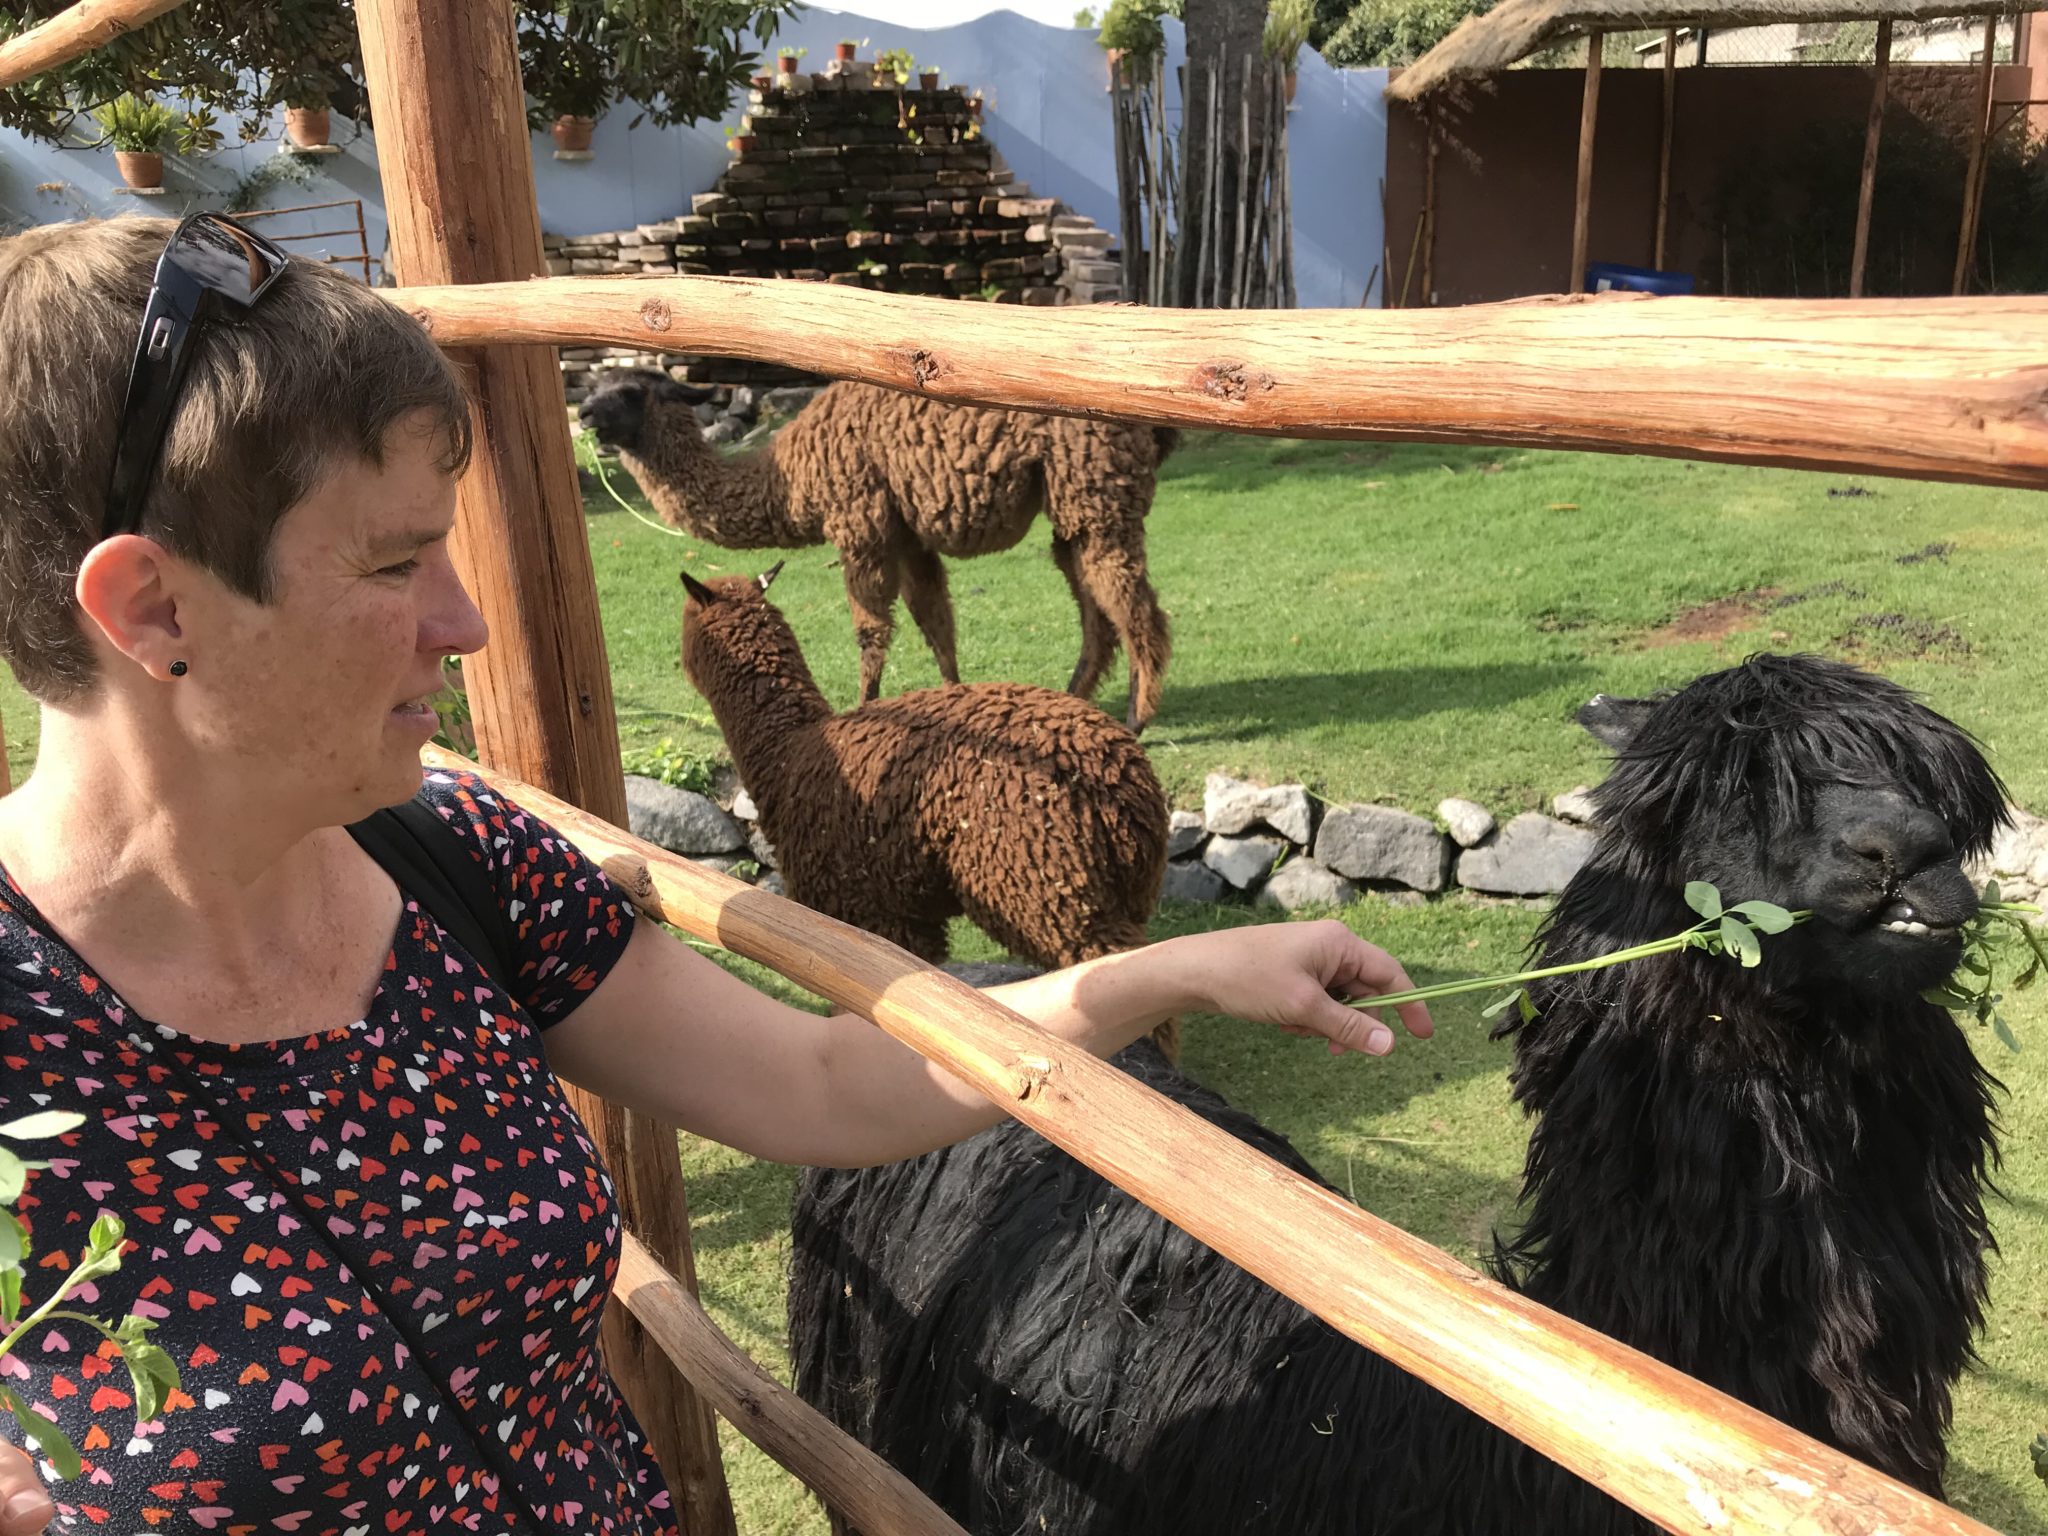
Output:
[168, 660, 188, 677]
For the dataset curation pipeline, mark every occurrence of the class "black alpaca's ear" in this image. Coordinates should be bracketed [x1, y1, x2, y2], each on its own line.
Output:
[1576, 693, 1657, 752]
[680, 570, 719, 605]
[654, 377, 715, 407]
[757, 560, 785, 594]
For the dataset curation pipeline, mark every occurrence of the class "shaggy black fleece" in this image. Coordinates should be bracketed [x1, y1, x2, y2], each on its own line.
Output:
[790, 655, 2006, 1534]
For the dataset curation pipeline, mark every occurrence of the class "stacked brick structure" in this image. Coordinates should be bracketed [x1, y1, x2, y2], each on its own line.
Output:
[548, 66, 1122, 404]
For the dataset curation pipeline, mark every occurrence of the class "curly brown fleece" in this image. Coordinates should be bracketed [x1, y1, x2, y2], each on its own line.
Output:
[580, 369, 1177, 731]
[680, 570, 1171, 1036]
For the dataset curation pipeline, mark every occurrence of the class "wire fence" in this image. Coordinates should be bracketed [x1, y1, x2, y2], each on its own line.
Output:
[1531, 15, 2019, 68]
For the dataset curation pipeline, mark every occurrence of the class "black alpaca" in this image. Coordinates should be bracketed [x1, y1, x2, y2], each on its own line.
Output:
[789, 654, 2006, 1535]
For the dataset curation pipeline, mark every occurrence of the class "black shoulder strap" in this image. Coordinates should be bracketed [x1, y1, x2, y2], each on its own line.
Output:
[347, 795, 521, 994]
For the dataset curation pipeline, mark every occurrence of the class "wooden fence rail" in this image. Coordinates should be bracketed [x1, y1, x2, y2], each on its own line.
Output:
[390, 276, 2048, 489]
[423, 743, 2005, 1536]
[0, 0, 187, 89]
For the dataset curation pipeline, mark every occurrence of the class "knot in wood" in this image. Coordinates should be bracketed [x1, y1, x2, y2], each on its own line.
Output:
[909, 349, 946, 388]
[1013, 1055, 1054, 1101]
[1194, 361, 1275, 403]
[639, 296, 673, 332]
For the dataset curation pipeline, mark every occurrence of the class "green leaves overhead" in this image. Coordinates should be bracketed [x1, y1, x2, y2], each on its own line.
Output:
[0, 1, 798, 145]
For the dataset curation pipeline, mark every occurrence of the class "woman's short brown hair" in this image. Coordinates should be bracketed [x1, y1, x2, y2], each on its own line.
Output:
[0, 217, 471, 701]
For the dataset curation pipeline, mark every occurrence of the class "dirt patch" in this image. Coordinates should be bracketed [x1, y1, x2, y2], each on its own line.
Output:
[1834, 611, 1972, 659]
[1896, 541, 1957, 567]
[1827, 485, 1876, 499]
[1639, 587, 1781, 647]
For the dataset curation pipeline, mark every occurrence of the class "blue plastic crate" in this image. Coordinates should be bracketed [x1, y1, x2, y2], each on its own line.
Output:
[1584, 261, 1695, 296]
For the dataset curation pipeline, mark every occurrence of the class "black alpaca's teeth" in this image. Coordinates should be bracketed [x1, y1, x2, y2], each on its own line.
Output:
[1876, 900, 1954, 938]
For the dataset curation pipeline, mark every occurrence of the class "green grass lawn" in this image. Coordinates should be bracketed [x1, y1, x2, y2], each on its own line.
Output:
[1, 436, 2042, 1530]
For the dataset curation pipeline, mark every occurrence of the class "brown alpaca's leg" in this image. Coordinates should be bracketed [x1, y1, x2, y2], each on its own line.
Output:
[841, 554, 900, 704]
[1052, 534, 1117, 700]
[899, 545, 961, 685]
[1072, 529, 1172, 733]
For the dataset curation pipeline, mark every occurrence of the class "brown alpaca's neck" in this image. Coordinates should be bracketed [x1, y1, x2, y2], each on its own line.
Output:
[689, 634, 836, 806]
[622, 407, 824, 549]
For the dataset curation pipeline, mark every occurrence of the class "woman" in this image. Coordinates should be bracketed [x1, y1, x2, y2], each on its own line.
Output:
[0, 216, 1429, 1536]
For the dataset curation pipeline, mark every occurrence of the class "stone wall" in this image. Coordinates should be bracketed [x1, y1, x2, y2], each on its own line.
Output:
[548, 64, 1121, 408]
[622, 766, 1611, 915]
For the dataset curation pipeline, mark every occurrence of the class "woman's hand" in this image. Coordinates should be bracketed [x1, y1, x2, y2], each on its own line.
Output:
[0, 1443, 51, 1535]
[1175, 919, 1434, 1057]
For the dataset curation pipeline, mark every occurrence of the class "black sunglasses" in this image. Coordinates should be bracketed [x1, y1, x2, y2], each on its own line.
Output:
[101, 213, 291, 543]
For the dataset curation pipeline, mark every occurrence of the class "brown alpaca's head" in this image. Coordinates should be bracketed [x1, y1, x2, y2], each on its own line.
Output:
[680, 562, 827, 722]
[578, 368, 711, 455]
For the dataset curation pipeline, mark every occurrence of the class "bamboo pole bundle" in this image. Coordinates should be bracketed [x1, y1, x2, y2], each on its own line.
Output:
[390, 278, 2048, 488]
[0, 0, 187, 88]
[612, 1236, 968, 1536]
[1231, 51, 1254, 309]
[423, 744, 2002, 1536]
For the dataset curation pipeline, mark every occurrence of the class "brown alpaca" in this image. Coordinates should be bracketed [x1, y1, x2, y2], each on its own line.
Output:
[582, 369, 1177, 732]
[680, 566, 1172, 1045]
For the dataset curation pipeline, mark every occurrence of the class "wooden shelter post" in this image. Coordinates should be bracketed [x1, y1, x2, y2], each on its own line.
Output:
[352, 4, 736, 1531]
[1570, 30, 1605, 293]
[1952, 14, 2000, 294]
[1849, 18, 1892, 298]
[1654, 27, 1676, 269]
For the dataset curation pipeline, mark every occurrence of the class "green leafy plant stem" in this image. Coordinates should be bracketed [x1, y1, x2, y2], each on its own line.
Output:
[1347, 909, 1809, 1014]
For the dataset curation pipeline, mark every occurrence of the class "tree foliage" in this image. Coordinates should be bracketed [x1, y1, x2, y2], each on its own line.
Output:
[0, 0, 794, 145]
[1314, 0, 1491, 67]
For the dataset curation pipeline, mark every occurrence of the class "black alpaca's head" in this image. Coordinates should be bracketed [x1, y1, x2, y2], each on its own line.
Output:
[1577, 653, 2007, 997]
[578, 368, 711, 453]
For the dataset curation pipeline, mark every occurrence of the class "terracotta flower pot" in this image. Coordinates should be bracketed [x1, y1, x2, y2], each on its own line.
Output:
[728, 134, 755, 155]
[752, 74, 773, 91]
[779, 55, 801, 75]
[284, 106, 330, 148]
[114, 151, 163, 190]
[550, 115, 595, 153]
[834, 41, 858, 62]
[920, 70, 940, 90]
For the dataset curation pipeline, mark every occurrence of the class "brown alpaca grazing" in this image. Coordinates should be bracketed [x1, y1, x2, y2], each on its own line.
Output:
[680, 566, 1172, 1042]
[582, 369, 1177, 731]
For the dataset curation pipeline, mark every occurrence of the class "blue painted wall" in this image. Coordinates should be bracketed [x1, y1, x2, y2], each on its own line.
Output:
[0, 8, 1387, 307]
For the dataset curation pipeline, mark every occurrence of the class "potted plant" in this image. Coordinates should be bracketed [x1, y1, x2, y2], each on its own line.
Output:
[1263, 0, 1313, 105]
[725, 121, 755, 155]
[875, 46, 916, 87]
[778, 45, 806, 76]
[1096, 0, 1175, 89]
[280, 80, 333, 148]
[920, 66, 941, 90]
[92, 94, 177, 189]
[835, 38, 860, 62]
[533, 42, 610, 154]
[751, 70, 773, 91]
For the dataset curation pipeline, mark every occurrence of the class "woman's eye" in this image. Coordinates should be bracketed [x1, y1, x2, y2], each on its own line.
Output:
[379, 558, 420, 578]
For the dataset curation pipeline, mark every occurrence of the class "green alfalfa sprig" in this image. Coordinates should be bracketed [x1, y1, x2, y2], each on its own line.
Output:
[1346, 881, 1805, 1026]
[0, 1112, 181, 1479]
[1920, 882, 2044, 1053]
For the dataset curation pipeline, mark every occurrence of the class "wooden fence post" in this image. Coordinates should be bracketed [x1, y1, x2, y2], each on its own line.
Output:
[1849, 19, 1892, 299]
[352, 4, 736, 1532]
[1569, 30, 1604, 294]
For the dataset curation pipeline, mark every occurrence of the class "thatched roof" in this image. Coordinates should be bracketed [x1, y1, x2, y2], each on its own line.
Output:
[1388, 0, 2030, 97]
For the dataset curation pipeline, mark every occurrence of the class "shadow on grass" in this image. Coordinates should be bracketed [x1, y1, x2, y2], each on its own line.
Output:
[1153, 662, 1594, 744]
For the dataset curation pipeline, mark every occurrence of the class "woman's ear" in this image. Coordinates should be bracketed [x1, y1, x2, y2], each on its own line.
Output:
[74, 536, 188, 681]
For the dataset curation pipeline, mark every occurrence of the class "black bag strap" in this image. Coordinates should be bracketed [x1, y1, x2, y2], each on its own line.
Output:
[347, 794, 521, 995]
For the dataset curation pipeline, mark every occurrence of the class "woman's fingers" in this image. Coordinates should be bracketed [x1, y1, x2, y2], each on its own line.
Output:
[0, 1443, 51, 1536]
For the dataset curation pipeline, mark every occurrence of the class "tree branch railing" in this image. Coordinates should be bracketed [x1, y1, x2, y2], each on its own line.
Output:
[389, 275, 2048, 490]
[424, 743, 2004, 1536]
[0, 0, 188, 90]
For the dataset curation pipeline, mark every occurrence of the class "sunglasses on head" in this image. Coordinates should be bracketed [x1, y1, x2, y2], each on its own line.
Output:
[101, 212, 291, 543]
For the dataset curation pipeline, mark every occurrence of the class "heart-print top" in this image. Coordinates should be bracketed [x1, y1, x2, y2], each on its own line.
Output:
[0, 768, 671, 1535]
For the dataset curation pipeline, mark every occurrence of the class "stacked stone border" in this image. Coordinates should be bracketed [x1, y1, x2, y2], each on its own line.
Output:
[623, 766, 2048, 920]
